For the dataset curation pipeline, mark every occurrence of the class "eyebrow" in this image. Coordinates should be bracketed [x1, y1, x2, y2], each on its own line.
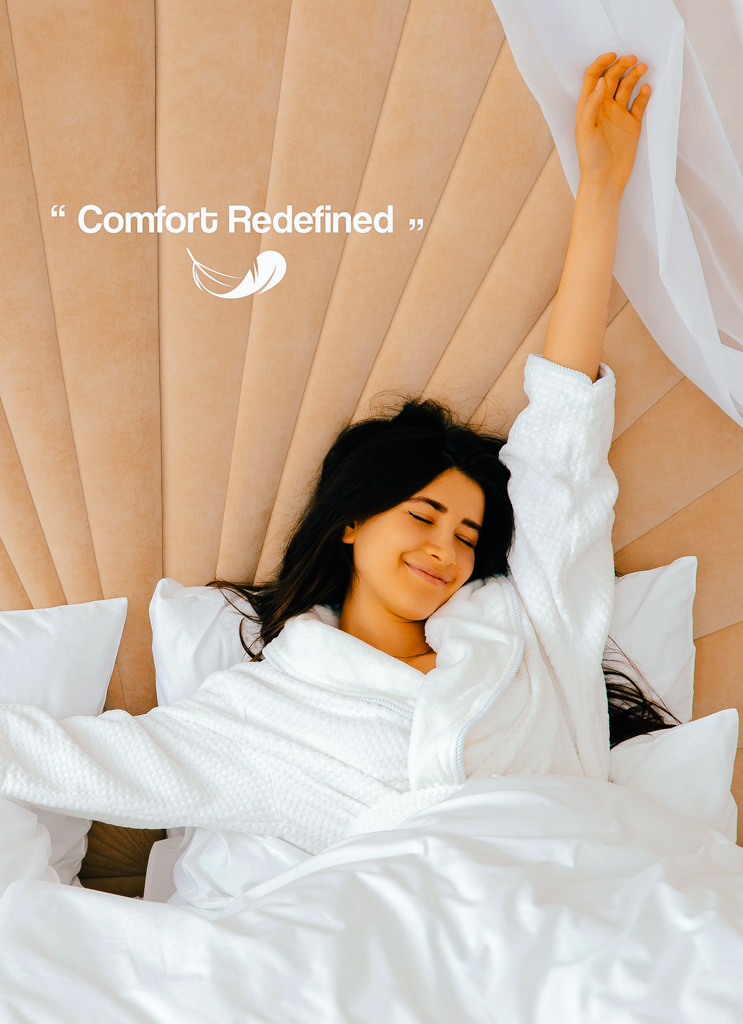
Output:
[409, 496, 481, 532]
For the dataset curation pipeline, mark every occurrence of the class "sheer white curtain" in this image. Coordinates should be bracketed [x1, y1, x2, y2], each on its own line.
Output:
[491, 0, 743, 425]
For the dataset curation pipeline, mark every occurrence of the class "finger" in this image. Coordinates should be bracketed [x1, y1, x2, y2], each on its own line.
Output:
[603, 54, 637, 98]
[615, 63, 647, 107]
[629, 82, 651, 122]
[578, 52, 617, 103]
[576, 74, 606, 136]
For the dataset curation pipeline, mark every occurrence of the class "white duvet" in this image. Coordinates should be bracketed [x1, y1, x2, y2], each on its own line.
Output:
[1, 775, 742, 1023]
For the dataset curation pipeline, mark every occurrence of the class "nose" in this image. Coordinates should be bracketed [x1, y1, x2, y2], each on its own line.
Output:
[425, 526, 457, 566]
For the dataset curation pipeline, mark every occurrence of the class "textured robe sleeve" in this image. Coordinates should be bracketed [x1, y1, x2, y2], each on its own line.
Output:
[498, 353, 618, 778]
[0, 671, 374, 852]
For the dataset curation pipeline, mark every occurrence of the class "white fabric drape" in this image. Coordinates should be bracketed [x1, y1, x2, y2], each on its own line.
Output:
[491, 0, 743, 426]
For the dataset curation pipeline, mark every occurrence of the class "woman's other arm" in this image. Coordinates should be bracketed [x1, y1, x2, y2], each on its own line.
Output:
[0, 668, 392, 851]
[0, 684, 283, 833]
[542, 53, 650, 381]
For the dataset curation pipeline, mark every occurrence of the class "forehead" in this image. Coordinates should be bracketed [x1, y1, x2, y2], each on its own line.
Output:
[411, 469, 485, 518]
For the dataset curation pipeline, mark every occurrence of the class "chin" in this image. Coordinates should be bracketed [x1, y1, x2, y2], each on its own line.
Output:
[394, 588, 453, 623]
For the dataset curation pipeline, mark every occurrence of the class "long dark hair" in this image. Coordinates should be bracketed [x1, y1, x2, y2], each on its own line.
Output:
[212, 399, 678, 748]
[603, 638, 679, 747]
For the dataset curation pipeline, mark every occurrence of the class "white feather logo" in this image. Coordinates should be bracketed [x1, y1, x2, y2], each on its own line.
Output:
[186, 248, 286, 298]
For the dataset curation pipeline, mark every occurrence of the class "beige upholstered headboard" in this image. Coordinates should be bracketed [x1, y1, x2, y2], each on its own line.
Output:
[1, 0, 741, 895]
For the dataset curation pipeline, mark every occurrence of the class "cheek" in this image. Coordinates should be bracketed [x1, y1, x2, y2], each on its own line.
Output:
[351, 519, 430, 607]
[351, 519, 404, 578]
[460, 546, 476, 581]
[354, 514, 420, 567]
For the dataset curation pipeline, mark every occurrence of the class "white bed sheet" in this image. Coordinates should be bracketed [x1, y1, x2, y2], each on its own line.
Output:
[1, 775, 742, 1023]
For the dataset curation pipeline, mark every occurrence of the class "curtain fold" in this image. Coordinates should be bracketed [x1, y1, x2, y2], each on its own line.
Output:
[490, 0, 743, 426]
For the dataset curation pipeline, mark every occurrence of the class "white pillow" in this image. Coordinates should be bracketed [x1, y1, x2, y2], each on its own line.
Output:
[609, 556, 697, 723]
[0, 794, 59, 897]
[608, 557, 739, 839]
[609, 710, 739, 841]
[0, 597, 127, 883]
[150, 578, 253, 706]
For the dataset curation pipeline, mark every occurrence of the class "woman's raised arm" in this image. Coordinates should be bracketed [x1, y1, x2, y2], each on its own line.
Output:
[542, 53, 650, 381]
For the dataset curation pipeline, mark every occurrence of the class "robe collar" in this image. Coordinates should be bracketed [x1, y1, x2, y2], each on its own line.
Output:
[260, 603, 425, 709]
[260, 576, 523, 737]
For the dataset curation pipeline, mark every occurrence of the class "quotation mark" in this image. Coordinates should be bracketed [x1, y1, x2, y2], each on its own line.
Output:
[51, 205, 65, 217]
[409, 218, 423, 231]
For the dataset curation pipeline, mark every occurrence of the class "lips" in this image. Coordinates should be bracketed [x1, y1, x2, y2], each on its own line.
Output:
[405, 561, 451, 587]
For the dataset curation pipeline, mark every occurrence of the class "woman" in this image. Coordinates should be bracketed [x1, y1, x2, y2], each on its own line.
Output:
[0, 56, 669, 854]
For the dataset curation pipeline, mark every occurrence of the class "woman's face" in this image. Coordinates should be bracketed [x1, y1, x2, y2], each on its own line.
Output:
[342, 468, 485, 623]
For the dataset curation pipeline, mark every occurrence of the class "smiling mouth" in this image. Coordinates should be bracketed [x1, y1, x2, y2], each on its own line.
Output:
[405, 562, 450, 587]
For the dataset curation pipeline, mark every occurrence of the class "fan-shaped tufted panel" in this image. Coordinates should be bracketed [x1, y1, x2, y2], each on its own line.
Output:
[1, 0, 741, 885]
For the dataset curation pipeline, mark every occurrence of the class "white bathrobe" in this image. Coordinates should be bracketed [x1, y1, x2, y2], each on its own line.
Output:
[0, 355, 618, 854]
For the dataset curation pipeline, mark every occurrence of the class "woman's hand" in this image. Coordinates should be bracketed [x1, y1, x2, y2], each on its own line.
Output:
[576, 53, 650, 194]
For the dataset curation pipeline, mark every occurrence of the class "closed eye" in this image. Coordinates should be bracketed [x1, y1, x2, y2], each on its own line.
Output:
[409, 509, 481, 548]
